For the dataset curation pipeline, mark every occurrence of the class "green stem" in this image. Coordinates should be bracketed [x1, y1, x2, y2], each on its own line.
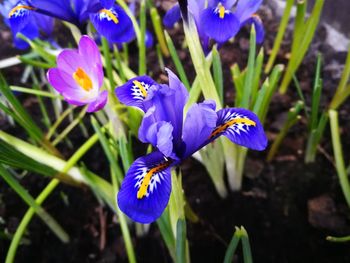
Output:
[183, 15, 221, 108]
[138, 0, 146, 75]
[52, 107, 87, 146]
[5, 132, 99, 263]
[101, 37, 115, 91]
[265, 0, 294, 73]
[329, 109, 350, 207]
[150, 7, 169, 56]
[326, 235, 350, 242]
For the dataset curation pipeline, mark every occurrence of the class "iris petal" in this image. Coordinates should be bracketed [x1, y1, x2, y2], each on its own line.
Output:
[100, 0, 114, 9]
[235, 0, 262, 22]
[138, 108, 175, 158]
[90, 5, 135, 43]
[163, 4, 181, 28]
[210, 108, 267, 151]
[115, 76, 158, 112]
[244, 15, 265, 44]
[13, 19, 39, 49]
[117, 151, 173, 224]
[8, 2, 34, 34]
[31, 0, 78, 24]
[201, 7, 240, 43]
[181, 100, 218, 158]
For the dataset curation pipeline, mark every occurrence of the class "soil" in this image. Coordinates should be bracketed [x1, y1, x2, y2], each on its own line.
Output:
[1, 2, 350, 263]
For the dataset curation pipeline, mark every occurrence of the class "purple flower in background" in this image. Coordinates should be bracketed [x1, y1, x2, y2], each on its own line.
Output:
[47, 35, 107, 113]
[163, 0, 264, 52]
[115, 69, 267, 223]
[0, 0, 54, 49]
[5, 0, 135, 44]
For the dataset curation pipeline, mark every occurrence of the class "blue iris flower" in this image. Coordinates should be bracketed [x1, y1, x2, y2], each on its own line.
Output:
[5, 0, 135, 44]
[0, 0, 54, 49]
[163, 0, 264, 52]
[115, 69, 267, 223]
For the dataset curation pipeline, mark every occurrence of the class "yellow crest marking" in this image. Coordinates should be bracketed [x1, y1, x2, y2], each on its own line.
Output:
[73, 67, 93, 92]
[218, 3, 226, 19]
[133, 80, 148, 98]
[9, 5, 36, 18]
[99, 8, 119, 24]
[210, 118, 256, 138]
[137, 162, 170, 199]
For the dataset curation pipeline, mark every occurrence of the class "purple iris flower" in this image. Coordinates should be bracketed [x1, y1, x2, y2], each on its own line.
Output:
[47, 35, 107, 113]
[163, 0, 264, 52]
[0, 0, 54, 49]
[115, 69, 267, 223]
[6, 0, 135, 44]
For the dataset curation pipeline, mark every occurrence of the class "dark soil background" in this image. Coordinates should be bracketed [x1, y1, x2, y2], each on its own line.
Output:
[1, 1, 350, 263]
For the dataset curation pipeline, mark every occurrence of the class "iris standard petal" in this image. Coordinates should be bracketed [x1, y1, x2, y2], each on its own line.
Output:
[235, 0, 262, 22]
[90, 5, 135, 43]
[145, 69, 188, 145]
[208, 0, 237, 9]
[117, 151, 173, 224]
[181, 100, 218, 158]
[87, 90, 108, 112]
[210, 108, 267, 151]
[115, 76, 158, 112]
[201, 7, 240, 43]
[163, 4, 181, 28]
[138, 107, 175, 158]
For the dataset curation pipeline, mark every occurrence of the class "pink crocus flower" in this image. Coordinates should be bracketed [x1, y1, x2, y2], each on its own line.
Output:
[47, 35, 107, 112]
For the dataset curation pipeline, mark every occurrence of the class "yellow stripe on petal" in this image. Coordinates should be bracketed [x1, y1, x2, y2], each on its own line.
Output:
[219, 4, 226, 19]
[73, 67, 93, 92]
[133, 80, 148, 98]
[99, 8, 119, 24]
[8, 5, 36, 18]
[210, 118, 256, 138]
[137, 161, 171, 199]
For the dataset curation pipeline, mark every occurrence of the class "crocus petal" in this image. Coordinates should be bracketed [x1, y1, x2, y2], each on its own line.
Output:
[244, 15, 265, 44]
[78, 35, 104, 86]
[115, 76, 158, 112]
[235, 0, 262, 22]
[163, 4, 181, 28]
[57, 49, 85, 74]
[210, 108, 267, 151]
[47, 68, 92, 103]
[117, 151, 173, 224]
[47, 68, 79, 93]
[181, 100, 218, 158]
[90, 5, 135, 43]
[8, 2, 34, 34]
[87, 90, 108, 112]
[201, 8, 240, 43]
